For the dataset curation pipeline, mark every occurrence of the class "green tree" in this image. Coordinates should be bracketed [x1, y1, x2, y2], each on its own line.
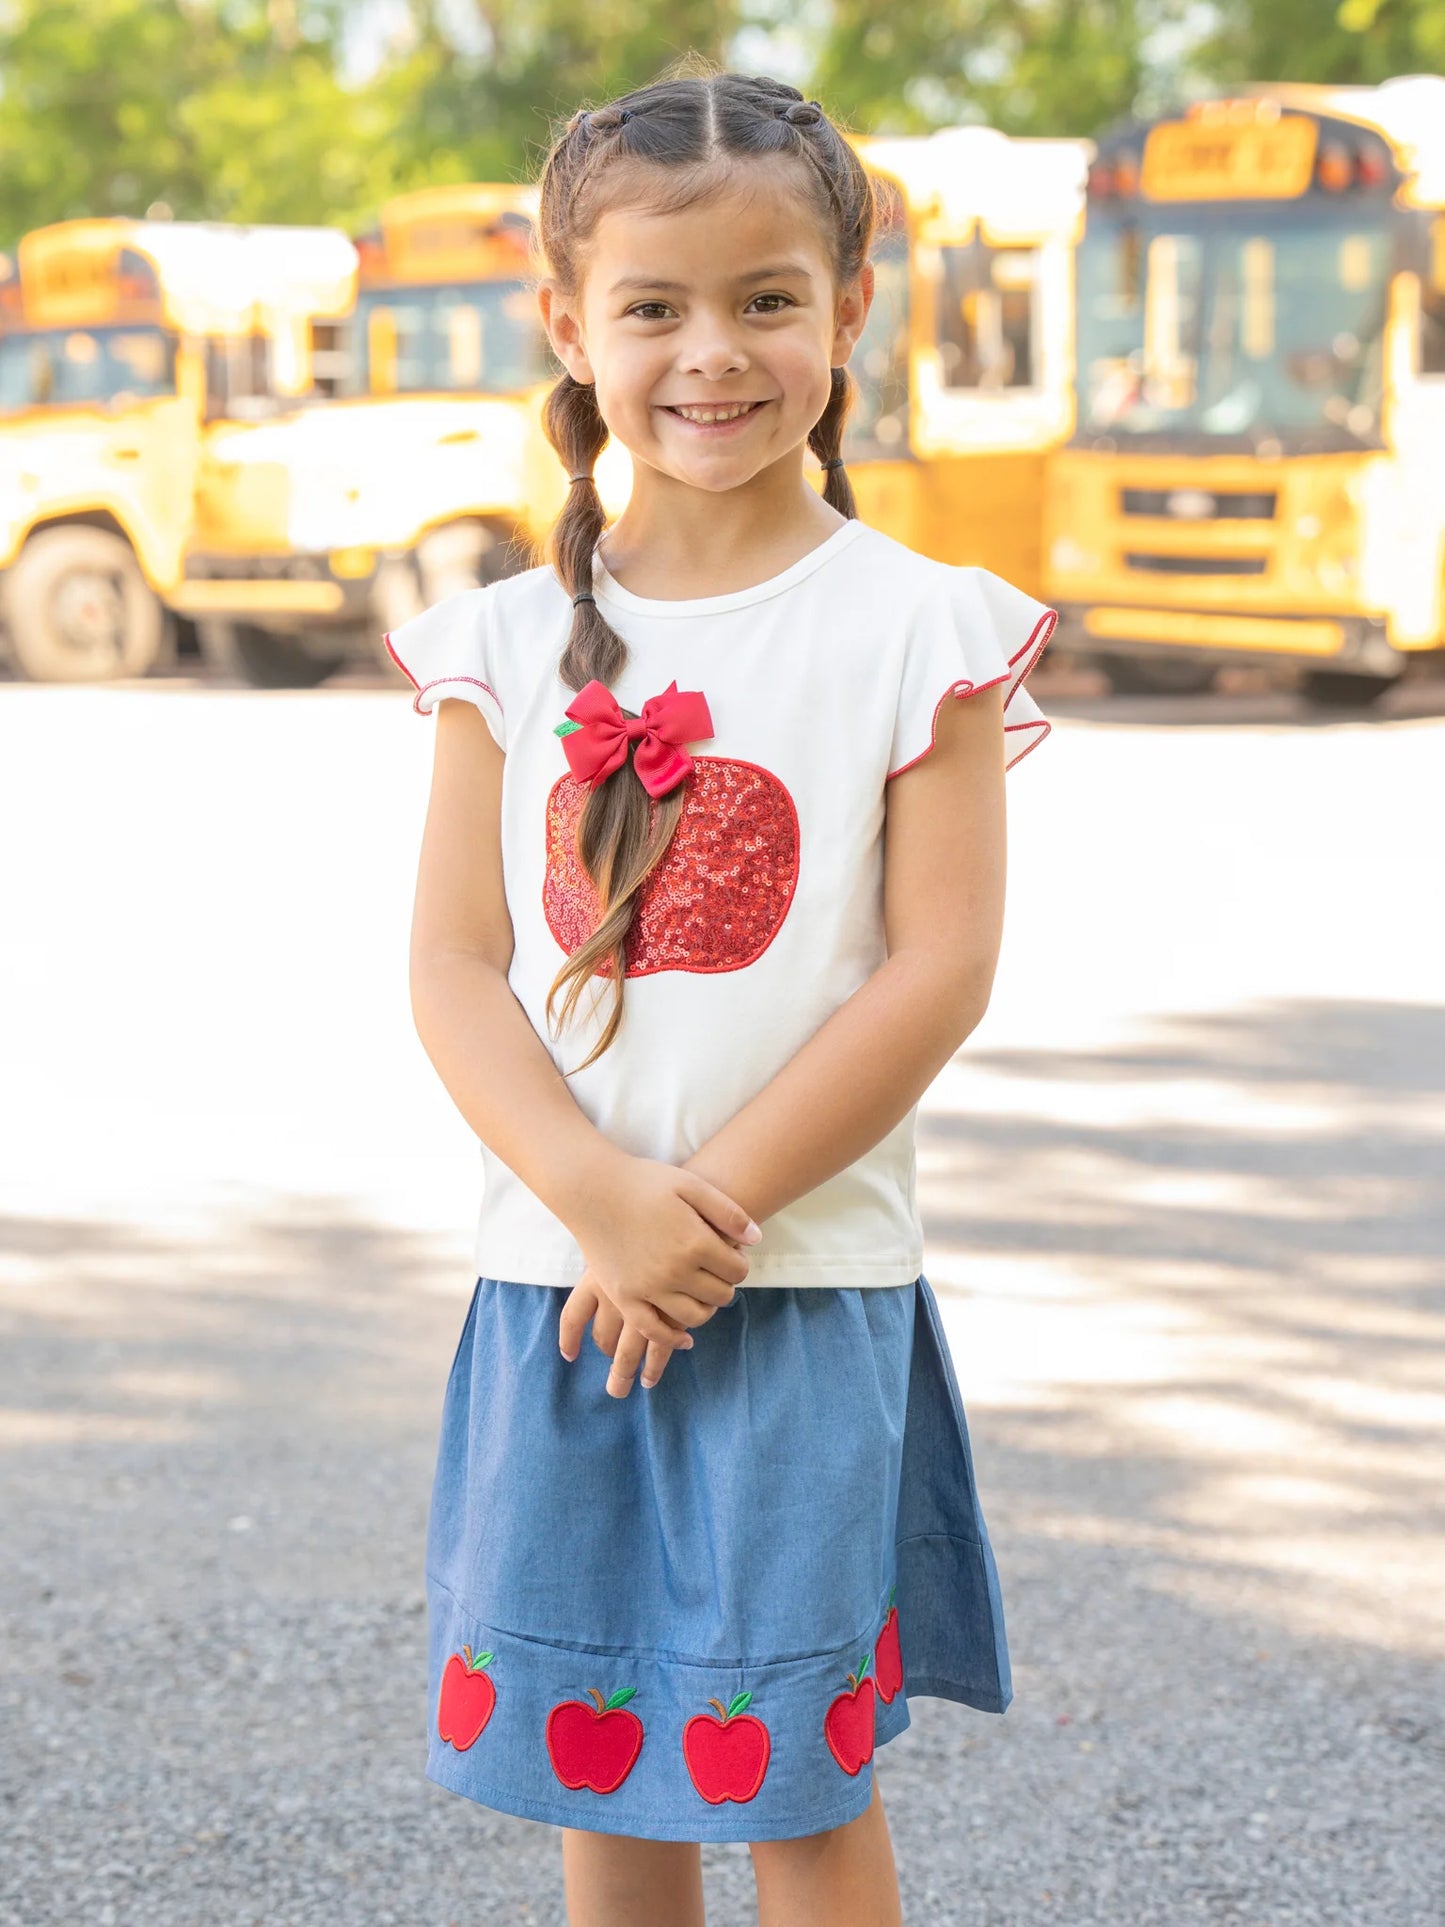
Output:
[1195, 0, 1445, 86]
[814, 0, 1172, 140]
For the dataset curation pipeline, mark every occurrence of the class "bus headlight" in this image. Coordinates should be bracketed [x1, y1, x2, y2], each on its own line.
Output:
[1049, 536, 1102, 576]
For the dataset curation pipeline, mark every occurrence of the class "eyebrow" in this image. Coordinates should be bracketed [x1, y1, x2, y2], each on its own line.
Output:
[608, 263, 815, 293]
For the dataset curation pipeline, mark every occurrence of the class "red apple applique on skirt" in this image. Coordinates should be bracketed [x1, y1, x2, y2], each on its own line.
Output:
[683, 1692, 771, 1805]
[824, 1654, 877, 1776]
[544, 760, 800, 977]
[546, 1686, 645, 1794]
[436, 1646, 496, 1751]
[874, 1589, 903, 1704]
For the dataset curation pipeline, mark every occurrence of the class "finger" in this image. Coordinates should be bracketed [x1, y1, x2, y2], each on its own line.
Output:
[591, 1298, 625, 1359]
[607, 1325, 649, 1400]
[678, 1172, 763, 1250]
[558, 1285, 599, 1362]
[675, 1268, 739, 1309]
[640, 1336, 677, 1390]
[657, 1291, 726, 1330]
[607, 1299, 696, 1351]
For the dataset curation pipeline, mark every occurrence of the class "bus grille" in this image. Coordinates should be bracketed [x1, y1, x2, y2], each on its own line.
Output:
[1124, 553, 1268, 576]
[1122, 489, 1278, 521]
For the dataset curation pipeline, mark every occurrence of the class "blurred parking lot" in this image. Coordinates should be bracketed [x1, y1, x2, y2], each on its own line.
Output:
[1, 658, 1443, 1926]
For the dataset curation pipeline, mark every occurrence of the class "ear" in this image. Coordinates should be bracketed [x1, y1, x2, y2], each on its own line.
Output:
[537, 277, 597, 386]
[829, 259, 875, 369]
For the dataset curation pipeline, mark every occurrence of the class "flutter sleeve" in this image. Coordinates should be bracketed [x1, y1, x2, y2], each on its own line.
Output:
[382, 586, 505, 751]
[886, 567, 1056, 779]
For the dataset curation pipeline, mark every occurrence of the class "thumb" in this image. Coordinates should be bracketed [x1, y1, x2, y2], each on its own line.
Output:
[680, 1171, 762, 1246]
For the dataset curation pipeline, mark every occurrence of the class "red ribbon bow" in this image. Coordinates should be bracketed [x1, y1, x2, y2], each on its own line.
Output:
[560, 679, 714, 798]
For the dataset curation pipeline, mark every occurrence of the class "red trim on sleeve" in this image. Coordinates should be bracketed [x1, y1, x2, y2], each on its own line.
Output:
[884, 606, 1056, 781]
[383, 630, 504, 721]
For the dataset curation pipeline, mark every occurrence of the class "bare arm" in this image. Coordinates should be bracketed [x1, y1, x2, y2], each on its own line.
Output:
[679, 681, 1008, 1220]
[408, 700, 758, 1328]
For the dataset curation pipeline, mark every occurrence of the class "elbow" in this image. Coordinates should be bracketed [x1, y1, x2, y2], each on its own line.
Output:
[931, 955, 997, 1056]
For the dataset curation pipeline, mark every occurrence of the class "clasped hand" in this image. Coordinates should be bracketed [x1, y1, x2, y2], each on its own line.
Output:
[559, 1157, 761, 1400]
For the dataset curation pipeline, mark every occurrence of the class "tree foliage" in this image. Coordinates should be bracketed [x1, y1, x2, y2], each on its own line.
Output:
[1, 0, 1441, 247]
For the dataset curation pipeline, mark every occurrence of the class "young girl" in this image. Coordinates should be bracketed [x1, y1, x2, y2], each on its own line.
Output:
[385, 69, 1053, 1927]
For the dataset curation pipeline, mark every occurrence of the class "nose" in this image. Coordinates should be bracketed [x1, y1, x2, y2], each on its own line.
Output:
[677, 311, 750, 380]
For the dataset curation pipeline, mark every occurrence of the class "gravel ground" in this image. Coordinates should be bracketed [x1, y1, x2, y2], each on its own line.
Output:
[1, 670, 1442, 1926]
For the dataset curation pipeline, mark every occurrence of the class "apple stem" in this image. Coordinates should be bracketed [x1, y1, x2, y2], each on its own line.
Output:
[587, 1687, 606, 1713]
[708, 1699, 728, 1719]
[462, 1645, 473, 1665]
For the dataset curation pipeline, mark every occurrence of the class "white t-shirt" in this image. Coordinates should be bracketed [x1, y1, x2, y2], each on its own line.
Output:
[385, 516, 1053, 1288]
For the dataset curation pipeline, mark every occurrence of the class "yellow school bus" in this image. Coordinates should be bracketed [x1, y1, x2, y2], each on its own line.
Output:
[0, 219, 357, 681]
[844, 128, 1089, 594]
[1044, 78, 1445, 701]
[185, 183, 566, 686]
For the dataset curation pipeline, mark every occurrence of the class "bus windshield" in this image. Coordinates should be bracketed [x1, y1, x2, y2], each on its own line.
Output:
[1075, 208, 1390, 452]
[0, 325, 177, 412]
[349, 280, 555, 396]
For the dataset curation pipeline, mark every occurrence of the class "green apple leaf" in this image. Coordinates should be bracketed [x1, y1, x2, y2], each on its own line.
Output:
[604, 1686, 637, 1711]
[553, 719, 582, 737]
[726, 1691, 753, 1720]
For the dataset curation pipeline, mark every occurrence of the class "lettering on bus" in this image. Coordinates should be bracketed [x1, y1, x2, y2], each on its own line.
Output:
[1142, 118, 1318, 203]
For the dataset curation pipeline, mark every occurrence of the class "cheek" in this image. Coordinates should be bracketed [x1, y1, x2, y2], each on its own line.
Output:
[597, 353, 668, 428]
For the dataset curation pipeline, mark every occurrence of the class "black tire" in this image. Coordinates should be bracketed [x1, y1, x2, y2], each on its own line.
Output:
[0, 526, 164, 683]
[201, 619, 347, 689]
[1097, 652, 1217, 696]
[1299, 670, 1396, 709]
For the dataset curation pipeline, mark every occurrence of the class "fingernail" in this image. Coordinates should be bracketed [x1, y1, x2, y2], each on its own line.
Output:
[559, 1345, 576, 1362]
[641, 1375, 657, 1390]
[742, 1221, 762, 1243]
[683, 1334, 695, 1349]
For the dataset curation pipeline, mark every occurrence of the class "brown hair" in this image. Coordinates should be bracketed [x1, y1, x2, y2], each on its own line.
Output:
[529, 67, 877, 1073]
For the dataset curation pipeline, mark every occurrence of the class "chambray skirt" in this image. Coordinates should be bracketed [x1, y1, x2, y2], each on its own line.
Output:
[423, 1274, 1011, 1842]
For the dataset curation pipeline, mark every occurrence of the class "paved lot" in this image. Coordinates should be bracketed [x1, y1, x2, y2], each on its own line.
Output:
[2, 665, 1443, 1925]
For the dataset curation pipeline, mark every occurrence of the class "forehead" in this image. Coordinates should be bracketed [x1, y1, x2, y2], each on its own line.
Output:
[587, 174, 831, 293]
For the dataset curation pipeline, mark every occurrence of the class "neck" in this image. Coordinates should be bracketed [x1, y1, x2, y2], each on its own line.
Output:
[597, 456, 844, 599]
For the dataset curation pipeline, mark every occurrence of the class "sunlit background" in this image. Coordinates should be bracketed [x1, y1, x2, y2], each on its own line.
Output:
[2, 6, 1443, 1924]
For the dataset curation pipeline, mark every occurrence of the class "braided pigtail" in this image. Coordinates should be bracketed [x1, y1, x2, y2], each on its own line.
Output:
[533, 71, 876, 1068]
[538, 108, 688, 1073]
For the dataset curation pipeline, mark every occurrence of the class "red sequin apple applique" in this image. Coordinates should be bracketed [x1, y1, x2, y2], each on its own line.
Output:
[543, 761, 800, 977]
[546, 1686, 645, 1794]
[683, 1692, 771, 1805]
[436, 1645, 495, 1751]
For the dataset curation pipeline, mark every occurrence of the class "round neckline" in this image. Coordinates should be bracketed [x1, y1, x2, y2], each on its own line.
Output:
[589, 518, 868, 617]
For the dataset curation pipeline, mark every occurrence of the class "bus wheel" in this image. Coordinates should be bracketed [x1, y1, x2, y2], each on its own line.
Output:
[202, 619, 347, 689]
[1299, 670, 1396, 709]
[1097, 652, 1217, 696]
[1, 526, 164, 683]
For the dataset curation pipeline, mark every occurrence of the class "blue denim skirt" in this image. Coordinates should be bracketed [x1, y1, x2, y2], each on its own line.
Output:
[424, 1273, 1011, 1842]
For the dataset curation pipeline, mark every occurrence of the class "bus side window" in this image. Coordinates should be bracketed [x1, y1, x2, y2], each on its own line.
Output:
[938, 241, 1039, 393]
[1421, 216, 1445, 377]
[309, 319, 355, 398]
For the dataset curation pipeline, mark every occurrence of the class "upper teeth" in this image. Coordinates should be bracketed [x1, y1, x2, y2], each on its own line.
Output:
[672, 402, 758, 423]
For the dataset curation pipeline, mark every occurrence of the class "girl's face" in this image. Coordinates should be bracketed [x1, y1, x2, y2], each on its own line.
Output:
[540, 170, 873, 493]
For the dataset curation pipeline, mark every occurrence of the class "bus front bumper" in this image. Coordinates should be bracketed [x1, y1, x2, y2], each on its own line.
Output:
[1050, 603, 1408, 676]
[169, 551, 378, 626]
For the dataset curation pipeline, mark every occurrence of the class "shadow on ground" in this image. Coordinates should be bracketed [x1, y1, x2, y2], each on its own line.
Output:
[1, 1000, 1441, 1925]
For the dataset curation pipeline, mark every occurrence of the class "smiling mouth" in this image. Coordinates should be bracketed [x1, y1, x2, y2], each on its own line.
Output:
[661, 400, 771, 424]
